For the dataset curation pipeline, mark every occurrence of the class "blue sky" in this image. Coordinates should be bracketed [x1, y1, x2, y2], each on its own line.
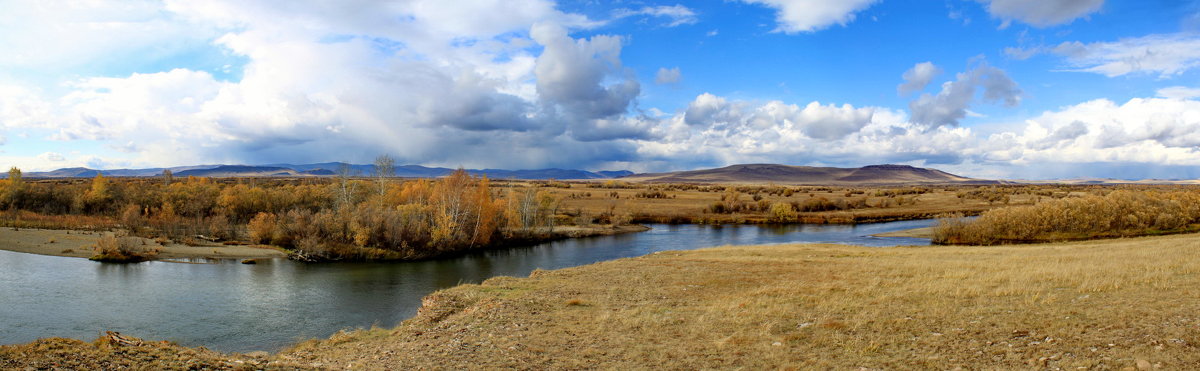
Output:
[1, 0, 1199, 179]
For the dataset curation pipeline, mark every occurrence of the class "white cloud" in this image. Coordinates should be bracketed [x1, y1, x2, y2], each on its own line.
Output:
[741, 0, 879, 33]
[0, 0, 215, 71]
[992, 97, 1200, 166]
[532, 22, 643, 139]
[655, 67, 682, 85]
[0, 0, 664, 170]
[679, 93, 881, 141]
[908, 62, 1022, 128]
[980, 0, 1104, 28]
[1003, 46, 1042, 60]
[897, 62, 942, 95]
[613, 5, 698, 27]
[1158, 86, 1200, 99]
[642, 93, 974, 168]
[1050, 33, 1200, 78]
[38, 152, 65, 162]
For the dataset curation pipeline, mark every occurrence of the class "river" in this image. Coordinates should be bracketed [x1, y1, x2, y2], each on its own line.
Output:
[0, 219, 935, 353]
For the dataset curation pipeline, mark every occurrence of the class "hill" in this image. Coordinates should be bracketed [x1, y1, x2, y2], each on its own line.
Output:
[15, 163, 631, 180]
[620, 163, 991, 185]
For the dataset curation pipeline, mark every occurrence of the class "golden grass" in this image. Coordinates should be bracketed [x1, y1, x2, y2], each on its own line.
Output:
[935, 190, 1200, 244]
[273, 233, 1200, 369]
[88, 235, 160, 263]
[6, 233, 1200, 368]
[547, 185, 1019, 224]
[0, 333, 286, 370]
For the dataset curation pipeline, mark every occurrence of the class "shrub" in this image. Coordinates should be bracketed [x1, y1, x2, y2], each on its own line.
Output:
[90, 235, 159, 263]
[934, 190, 1200, 245]
[247, 212, 278, 244]
[768, 202, 797, 223]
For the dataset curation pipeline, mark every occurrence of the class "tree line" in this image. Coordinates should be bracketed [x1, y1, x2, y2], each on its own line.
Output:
[0, 159, 567, 261]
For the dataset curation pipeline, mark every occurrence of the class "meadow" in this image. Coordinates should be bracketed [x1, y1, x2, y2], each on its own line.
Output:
[5, 233, 1198, 369]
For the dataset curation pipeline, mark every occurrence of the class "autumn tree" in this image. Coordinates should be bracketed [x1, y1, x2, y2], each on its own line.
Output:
[8, 167, 21, 185]
[372, 155, 395, 201]
[79, 172, 114, 213]
[335, 162, 355, 209]
[1, 167, 24, 209]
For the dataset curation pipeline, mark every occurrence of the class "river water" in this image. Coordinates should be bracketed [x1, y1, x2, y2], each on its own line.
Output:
[0, 219, 934, 353]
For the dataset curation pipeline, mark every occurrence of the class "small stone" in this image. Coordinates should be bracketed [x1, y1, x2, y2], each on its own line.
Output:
[245, 351, 269, 358]
[1136, 359, 1152, 370]
[772, 342, 782, 346]
[241, 259, 258, 264]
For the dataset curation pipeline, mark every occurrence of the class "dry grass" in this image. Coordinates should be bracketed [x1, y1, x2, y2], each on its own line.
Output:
[546, 184, 1024, 225]
[6, 233, 1200, 368]
[89, 235, 160, 263]
[274, 233, 1200, 369]
[0, 333, 294, 370]
[935, 190, 1200, 244]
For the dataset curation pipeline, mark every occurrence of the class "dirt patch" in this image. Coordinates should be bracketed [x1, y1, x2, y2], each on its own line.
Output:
[0, 228, 287, 261]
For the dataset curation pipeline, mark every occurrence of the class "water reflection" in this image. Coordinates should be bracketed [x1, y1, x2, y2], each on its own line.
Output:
[0, 219, 933, 352]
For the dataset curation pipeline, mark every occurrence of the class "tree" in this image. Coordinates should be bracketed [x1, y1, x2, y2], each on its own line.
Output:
[335, 162, 355, 209]
[372, 155, 395, 201]
[8, 167, 21, 185]
[80, 172, 113, 213]
[162, 169, 173, 186]
[2, 167, 23, 209]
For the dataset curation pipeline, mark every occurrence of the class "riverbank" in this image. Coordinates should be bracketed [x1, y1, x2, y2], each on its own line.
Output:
[0, 227, 287, 260]
[5, 232, 1199, 369]
[0, 225, 649, 262]
[872, 226, 934, 238]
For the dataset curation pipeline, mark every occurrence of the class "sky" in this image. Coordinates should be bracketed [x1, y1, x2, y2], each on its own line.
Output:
[1, 0, 1199, 179]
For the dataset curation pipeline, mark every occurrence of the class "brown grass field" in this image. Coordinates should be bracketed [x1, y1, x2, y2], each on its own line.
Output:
[537, 182, 1043, 224]
[6, 232, 1200, 369]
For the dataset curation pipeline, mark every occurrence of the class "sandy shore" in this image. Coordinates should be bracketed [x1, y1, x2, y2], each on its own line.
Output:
[0, 227, 287, 260]
[872, 226, 934, 238]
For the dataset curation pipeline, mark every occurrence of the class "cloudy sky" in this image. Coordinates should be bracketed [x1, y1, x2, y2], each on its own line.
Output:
[1, 0, 1199, 179]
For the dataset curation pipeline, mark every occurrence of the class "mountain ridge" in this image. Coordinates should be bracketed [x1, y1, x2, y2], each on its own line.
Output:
[619, 163, 995, 185]
[12, 163, 634, 180]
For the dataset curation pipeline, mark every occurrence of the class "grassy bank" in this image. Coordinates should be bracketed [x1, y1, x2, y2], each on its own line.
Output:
[0, 227, 287, 260]
[277, 234, 1200, 369]
[8, 233, 1198, 369]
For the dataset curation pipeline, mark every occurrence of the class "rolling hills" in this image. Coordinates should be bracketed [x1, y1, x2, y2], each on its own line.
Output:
[10, 162, 998, 184]
[619, 164, 993, 185]
[13, 163, 633, 180]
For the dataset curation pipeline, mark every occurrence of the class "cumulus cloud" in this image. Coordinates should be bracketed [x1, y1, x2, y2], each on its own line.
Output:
[613, 5, 698, 27]
[640, 93, 975, 169]
[532, 22, 643, 140]
[0, 0, 666, 169]
[897, 62, 942, 96]
[655, 67, 682, 85]
[741, 0, 879, 33]
[1049, 33, 1200, 78]
[979, 0, 1104, 28]
[908, 62, 1022, 128]
[679, 93, 879, 141]
[38, 152, 65, 162]
[0, 0, 215, 71]
[995, 97, 1200, 166]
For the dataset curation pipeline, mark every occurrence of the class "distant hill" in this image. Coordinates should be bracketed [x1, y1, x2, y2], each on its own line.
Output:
[620, 164, 993, 185]
[174, 165, 302, 178]
[16, 163, 632, 180]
